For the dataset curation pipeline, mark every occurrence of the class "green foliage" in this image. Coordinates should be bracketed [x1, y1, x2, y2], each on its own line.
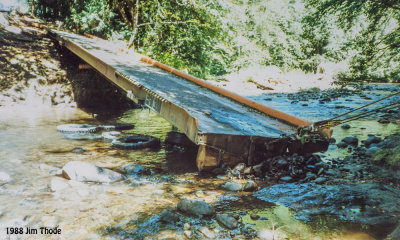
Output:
[305, 0, 400, 83]
[64, 0, 125, 38]
[220, 0, 309, 72]
[34, 0, 399, 83]
[135, 0, 227, 78]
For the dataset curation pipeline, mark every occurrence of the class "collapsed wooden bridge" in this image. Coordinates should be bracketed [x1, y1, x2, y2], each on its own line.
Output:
[49, 30, 330, 171]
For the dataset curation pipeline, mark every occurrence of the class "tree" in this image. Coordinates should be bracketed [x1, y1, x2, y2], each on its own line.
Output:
[305, 0, 400, 82]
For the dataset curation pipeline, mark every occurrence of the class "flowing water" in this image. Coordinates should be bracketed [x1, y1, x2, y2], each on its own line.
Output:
[0, 84, 399, 239]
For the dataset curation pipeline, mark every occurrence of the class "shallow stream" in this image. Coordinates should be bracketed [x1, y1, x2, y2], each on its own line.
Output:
[0, 84, 399, 239]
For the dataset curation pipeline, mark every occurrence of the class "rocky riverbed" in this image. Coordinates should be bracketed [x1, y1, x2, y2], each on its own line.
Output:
[1, 11, 400, 240]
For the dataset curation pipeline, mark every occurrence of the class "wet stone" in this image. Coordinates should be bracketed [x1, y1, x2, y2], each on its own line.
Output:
[216, 213, 239, 229]
[250, 214, 260, 220]
[120, 163, 152, 176]
[62, 161, 124, 183]
[72, 147, 85, 154]
[341, 124, 351, 129]
[159, 210, 180, 225]
[239, 211, 247, 216]
[223, 181, 242, 191]
[314, 177, 326, 184]
[177, 199, 215, 217]
[342, 136, 358, 147]
[234, 163, 246, 172]
[230, 169, 241, 177]
[365, 147, 380, 156]
[337, 142, 348, 148]
[378, 118, 390, 124]
[364, 136, 382, 147]
[279, 176, 293, 182]
[254, 183, 400, 227]
[277, 158, 288, 167]
[305, 172, 316, 180]
[243, 180, 257, 192]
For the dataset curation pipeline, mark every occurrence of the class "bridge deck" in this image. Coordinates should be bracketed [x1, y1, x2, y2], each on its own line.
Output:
[50, 30, 326, 170]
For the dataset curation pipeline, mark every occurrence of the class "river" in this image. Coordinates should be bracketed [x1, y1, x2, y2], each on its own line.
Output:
[0, 84, 399, 239]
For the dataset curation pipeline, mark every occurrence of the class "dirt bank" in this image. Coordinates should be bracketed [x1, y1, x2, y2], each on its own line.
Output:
[0, 12, 75, 107]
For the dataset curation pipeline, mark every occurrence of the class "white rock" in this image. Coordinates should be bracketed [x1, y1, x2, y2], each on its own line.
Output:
[183, 223, 191, 230]
[50, 177, 69, 192]
[62, 161, 123, 183]
[0, 172, 11, 182]
[199, 227, 216, 239]
[257, 229, 287, 240]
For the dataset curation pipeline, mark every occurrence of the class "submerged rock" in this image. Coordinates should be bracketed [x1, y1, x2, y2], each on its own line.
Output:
[120, 163, 152, 176]
[254, 183, 400, 227]
[341, 136, 358, 147]
[341, 123, 351, 129]
[365, 146, 380, 156]
[364, 136, 382, 148]
[177, 199, 215, 217]
[159, 210, 179, 225]
[0, 171, 11, 184]
[62, 161, 124, 183]
[216, 213, 239, 229]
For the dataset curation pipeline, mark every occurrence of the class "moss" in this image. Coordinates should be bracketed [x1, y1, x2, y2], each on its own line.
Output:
[371, 146, 400, 169]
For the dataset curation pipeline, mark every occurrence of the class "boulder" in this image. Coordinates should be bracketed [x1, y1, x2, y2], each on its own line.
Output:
[216, 213, 239, 229]
[177, 199, 215, 217]
[364, 136, 382, 148]
[62, 161, 123, 183]
[159, 210, 179, 224]
[222, 182, 242, 191]
[342, 136, 358, 147]
[365, 147, 380, 157]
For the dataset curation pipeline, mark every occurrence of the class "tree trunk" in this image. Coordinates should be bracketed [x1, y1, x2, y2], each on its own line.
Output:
[128, 0, 140, 50]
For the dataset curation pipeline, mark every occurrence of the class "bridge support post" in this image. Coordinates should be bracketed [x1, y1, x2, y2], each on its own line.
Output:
[196, 145, 218, 171]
